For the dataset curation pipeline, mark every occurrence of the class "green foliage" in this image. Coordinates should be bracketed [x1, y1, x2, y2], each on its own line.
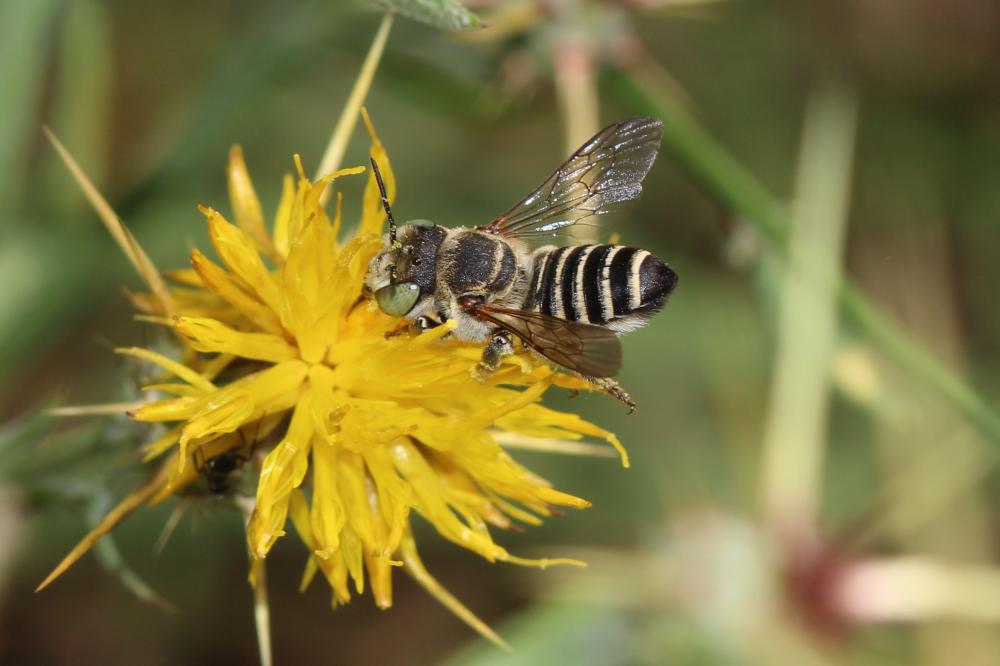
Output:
[373, 0, 484, 31]
[444, 604, 631, 666]
[0, 408, 169, 608]
[606, 65, 1000, 452]
[0, 0, 63, 217]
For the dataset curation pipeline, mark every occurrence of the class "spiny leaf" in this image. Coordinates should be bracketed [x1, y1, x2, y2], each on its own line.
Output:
[90, 497, 175, 612]
[372, 0, 484, 31]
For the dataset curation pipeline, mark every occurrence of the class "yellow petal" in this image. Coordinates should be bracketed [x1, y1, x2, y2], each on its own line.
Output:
[44, 127, 174, 318]
[250, 392, 316, 558]
[116, 347, 216, 394]
[227, 145, 278, 263]
[272, 174, 296, 260]
[310, 435, 346, 556]
[288, 489, 322, 593]
[497, 403, 630, 468]
[501, 554, 587, 569]
[141, 383, 203, 397]
[131, 396, 199, 422]
[203, 207, 283, 316]
[199, 352, 237, 382]
[190, 249, 284, 334]
[178, 391, 254, 466]
[491, 430, 618, 459]
[399, 529, 509, 650]
[174, 316, 298, 363]
[164, 268, 202, 286]
[359, 108, 396, 238]
[142, 424, 183, 461]
[45, 401, 143, 417]
[389, 438, 505, 562]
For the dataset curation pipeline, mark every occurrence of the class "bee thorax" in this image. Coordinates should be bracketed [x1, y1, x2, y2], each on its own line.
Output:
[441, 231, 518, 297]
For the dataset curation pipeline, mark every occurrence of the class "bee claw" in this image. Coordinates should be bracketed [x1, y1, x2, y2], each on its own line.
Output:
[470, 364, 491, 383]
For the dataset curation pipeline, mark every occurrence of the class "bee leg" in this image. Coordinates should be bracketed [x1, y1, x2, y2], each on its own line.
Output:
[592, 377, 637, 414]
[472, 329, 515, 381]
[385, 315, 444, 339]
[415, 315, 442, 332]
[416, 313, 454, 339]
[384, 321, 412, 339]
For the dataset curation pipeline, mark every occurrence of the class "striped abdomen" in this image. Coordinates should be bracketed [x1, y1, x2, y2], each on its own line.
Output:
[526, 244, 677, 327]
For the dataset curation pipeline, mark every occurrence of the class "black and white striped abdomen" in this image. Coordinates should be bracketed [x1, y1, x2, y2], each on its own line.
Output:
[526, 244, 677, 331]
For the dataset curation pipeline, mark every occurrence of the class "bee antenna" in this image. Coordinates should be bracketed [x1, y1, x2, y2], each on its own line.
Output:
[370, 158, 397, 246]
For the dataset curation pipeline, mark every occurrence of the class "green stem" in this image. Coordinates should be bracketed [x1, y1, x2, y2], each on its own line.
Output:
[760, 82, 857, 529]
[841, 283, 1000, 443]
[605, 65, 1000, 447]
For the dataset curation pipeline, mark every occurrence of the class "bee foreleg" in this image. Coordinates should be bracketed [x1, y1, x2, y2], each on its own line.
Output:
[415, 315, 442, 332]
[384, 314, 447, 340]
[590, 377, 637, 414]
[418, 309, 451, 333]
[472, 329, 515, 381]
[384, 321, 412, 339]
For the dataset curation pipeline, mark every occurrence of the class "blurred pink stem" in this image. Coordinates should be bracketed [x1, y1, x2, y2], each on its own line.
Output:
[837, 557, 1000, 623]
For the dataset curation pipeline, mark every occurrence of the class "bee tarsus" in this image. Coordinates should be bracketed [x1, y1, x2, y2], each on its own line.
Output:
[592, 377, 637, 414]
[480, 329, 515, 373]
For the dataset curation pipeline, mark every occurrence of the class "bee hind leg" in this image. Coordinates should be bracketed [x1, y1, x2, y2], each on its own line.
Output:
[472, 329, 515, 382]
[590, 377, 637, 414]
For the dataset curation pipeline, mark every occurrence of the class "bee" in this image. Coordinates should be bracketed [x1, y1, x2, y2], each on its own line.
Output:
[364, 117, 677, 411]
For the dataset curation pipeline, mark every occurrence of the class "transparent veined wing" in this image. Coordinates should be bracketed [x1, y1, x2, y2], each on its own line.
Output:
[478, 117, 663, 241]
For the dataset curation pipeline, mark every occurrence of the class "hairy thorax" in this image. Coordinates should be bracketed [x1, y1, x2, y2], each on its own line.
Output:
[438, 230, 531, 341]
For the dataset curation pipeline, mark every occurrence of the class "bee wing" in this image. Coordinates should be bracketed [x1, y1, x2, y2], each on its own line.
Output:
[478, 117, 662, 242]
[475, 305, 622, 378]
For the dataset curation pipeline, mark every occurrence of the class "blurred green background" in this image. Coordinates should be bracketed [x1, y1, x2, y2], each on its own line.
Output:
[3, 0, 1000, 664]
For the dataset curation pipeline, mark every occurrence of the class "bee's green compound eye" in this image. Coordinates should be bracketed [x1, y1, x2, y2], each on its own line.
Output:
[375, 282, 420, 317]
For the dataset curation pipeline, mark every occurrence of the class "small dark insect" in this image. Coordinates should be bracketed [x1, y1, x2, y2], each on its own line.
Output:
[364, 117, 678, 412]
[202, 449, 250, 495]
[194, 446, 253, 496]
[192, 416, 281, 496]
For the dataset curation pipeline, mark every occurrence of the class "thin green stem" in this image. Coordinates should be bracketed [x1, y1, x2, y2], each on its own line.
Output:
[760, 82, 857, 531]
[314, 11, 394, 205]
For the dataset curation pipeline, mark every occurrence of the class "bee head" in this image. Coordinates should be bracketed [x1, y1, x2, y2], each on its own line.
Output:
[365, 223, 446, 318]
[363, 157, 446, 318]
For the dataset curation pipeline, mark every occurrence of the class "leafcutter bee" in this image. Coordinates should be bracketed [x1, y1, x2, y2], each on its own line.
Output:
[364, 117, 677, 411]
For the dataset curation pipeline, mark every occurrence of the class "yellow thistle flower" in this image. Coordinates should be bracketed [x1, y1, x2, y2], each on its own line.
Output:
[38, 109, 628, 644]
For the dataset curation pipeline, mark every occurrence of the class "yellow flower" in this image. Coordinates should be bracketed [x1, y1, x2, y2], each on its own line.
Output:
[39, 111, 627, 643]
